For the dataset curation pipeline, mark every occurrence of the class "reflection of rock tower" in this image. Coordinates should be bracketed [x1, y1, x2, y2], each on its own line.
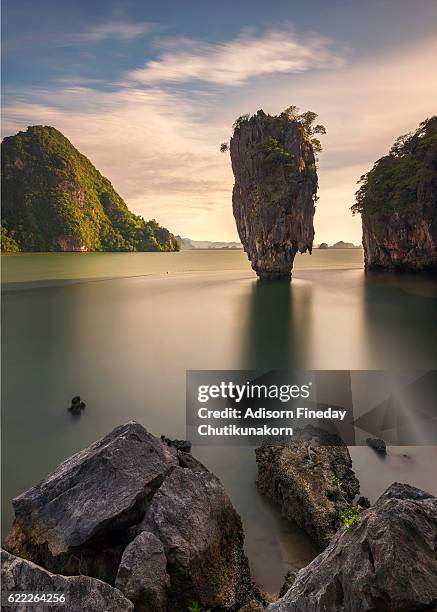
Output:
[230, 110, 318, 280]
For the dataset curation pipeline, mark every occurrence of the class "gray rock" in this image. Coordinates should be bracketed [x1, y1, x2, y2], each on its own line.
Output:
[4, 422, 179, 582]
[366, 437, 387, 454]
[238, 602, 266, 612]
[278, 570, 298, 598]
[267, 483, 437, 612]
[1, 549, 133, 612]
[230, 110, 318, 281]
[115, 531, 169, 612]
[140, 465, 261, 611]
[255, 426, 360, 547]
[4, 422, 261, 611]
[161, 435, 192, 454]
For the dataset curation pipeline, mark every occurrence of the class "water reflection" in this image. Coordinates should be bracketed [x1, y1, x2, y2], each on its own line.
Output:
[360, 272, 437, 368]
[2, 267, 437, 594]
[242, 279, 313, 370]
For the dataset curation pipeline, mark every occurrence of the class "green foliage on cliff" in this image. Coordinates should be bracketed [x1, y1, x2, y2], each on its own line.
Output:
[351, 116, 437, 217]
[1, 126, 180, 253]
[282, 106, 326, 155]
[258, 137, 295, 164]
[227, 107, 326, 156]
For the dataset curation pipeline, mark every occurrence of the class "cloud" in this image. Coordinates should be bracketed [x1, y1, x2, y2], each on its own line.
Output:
[66, 21, 157, 44]
[2, 85, 233, 239]
[128, 29, 345, 86]
[3, 32, 437, 242]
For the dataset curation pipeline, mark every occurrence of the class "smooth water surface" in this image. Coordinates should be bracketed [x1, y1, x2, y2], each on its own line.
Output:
[2, 250, 437, 592]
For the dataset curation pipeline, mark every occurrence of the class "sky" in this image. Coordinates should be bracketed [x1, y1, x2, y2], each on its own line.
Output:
[2, 0, 437, 243]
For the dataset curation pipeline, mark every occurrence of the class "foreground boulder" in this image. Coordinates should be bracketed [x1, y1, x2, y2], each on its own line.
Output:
[1, 549, 133, 612]
[255, 426, 360, 547]
[268, 483, 437, 612]
[230, 109, 319, 280]
[352, 116, 437, 271]
[115, 532, 169, 612]
[5, 422, 179, 583]
[5, 422, 261, 611]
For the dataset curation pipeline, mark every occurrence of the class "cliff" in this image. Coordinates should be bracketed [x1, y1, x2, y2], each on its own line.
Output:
[1, 126, 179, 253]
[229, 109, 319, 280]
[352, 116, 437, 271]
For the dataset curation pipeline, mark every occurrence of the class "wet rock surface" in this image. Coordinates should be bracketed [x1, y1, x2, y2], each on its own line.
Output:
[4, 422, 261, 611]
[267, 483, 437, 612]
[230, 110, 318, 280]
[1, 549, 133, 612]
[255, 426, 360, 547]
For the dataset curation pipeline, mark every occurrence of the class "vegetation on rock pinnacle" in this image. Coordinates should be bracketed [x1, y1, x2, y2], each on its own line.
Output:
[351, 116, 437, 271]
[1, 126, 179, 253]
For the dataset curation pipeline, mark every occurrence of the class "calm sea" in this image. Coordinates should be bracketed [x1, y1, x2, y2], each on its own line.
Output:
[2, 249, 437, 592]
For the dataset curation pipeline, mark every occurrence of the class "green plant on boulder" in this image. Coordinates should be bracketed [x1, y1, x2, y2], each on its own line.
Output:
[330, 474, 343, 492]
[188, 603, 212, 612]
[339, 505, 364, 529]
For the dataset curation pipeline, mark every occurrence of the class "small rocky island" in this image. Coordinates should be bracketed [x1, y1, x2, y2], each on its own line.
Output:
[1, 126, 179, 253]
[2, 422, 437, 611]
[352, 116, 437, 271]
[227, 107, 324, 280]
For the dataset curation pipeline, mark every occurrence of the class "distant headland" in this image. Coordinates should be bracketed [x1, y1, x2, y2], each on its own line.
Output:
[1, 126, 179, 253]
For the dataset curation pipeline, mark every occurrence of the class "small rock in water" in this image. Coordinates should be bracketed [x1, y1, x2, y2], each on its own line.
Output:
[68, 396, 86, 414]
[366, 437, 387, 454]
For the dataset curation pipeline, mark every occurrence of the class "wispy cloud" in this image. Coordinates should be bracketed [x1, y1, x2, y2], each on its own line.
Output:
[3, 30, 437, 242]
[1, 85, 231, 238]
[66, 21, 157, 44]
[128, 29, 345, 86]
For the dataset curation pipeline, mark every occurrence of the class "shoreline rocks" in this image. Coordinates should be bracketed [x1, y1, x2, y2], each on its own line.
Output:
[230, 110, 318, 281]
[268, 483, 437, 612]
[255, 426, 360, 547]
[4, 422, 262, 611]
[1, 549, 133, 612]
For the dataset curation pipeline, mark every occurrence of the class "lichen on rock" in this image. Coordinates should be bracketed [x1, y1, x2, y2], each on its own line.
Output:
[229, 109, 320, 280]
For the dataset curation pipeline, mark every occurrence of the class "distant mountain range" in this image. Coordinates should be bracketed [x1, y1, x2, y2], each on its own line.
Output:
[176, 236, 360, 250]
[318, 241, 361, 249]
[176, 236, 243, 250]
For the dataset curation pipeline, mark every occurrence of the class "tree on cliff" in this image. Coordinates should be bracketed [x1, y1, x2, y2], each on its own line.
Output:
[281, 106, 326, 154]
[351, 116, 437, 216]
[220, 107, 326, 156]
